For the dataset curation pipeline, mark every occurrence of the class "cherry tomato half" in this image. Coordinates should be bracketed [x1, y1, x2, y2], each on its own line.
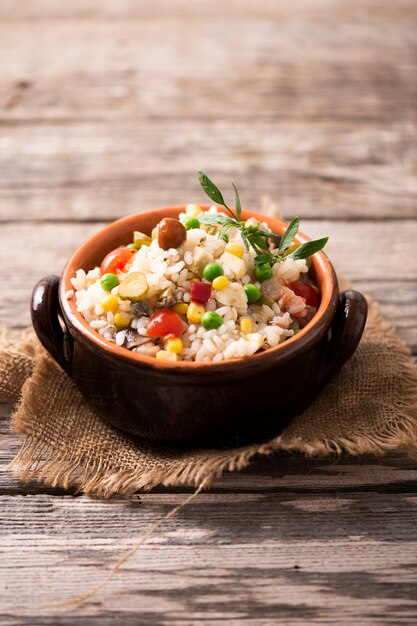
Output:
[147, 309, 183, 338]
[288, 281, 319, 308]
[100, 247, 135, 275]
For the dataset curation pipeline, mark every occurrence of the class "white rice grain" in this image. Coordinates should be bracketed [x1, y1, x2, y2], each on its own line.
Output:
[72, 208, 317, 362]
[115, 330, 127, 346]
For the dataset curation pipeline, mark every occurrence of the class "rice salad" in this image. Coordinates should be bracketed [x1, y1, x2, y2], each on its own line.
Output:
[69, 173, 328, 364]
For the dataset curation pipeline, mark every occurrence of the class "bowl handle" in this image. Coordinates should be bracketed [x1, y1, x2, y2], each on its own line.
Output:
[318, 290, 368, 387]
[31, 275, 73, 374]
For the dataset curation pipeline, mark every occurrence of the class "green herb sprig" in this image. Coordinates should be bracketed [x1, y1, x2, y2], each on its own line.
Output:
[197, 171, 328, 267]
[253, 217, 329, 267]
[197, 171, 273, 253]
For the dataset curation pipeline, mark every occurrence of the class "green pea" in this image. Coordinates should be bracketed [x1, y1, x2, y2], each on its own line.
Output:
[127, 243, 139, 250]
[100, 273, 119, 291]
[244, 283, 261, 304]
[203, 263, 224, 282]
[183, 217, 200, 230]
[254, 263, 273, 283]
[201, 311, 223, 330]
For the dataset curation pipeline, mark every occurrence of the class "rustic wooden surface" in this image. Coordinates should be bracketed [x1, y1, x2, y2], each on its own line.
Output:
[1, 1, 416, 624]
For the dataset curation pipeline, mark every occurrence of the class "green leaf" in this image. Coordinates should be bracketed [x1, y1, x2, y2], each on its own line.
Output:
[197, 171, 226, 206]
[219, 228, 229, 243]
[258, 230, 276, 238]
[249, 243, 262, 255]
[254, 252, 285, 266]
[223, 224, 236, 241]
[241, 234, 250, 251]
[218, 222, 235, 242]
[199, 214, 236, 226]
[278, 217, 299, 254]
[288, 237, 329, 260]
[254, 253, 275, 266]
[232, 182, 242, 220]
[251, 235, 269, 250]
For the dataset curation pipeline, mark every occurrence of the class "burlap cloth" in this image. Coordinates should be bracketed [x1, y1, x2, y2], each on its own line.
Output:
[2, 287, 417, 498]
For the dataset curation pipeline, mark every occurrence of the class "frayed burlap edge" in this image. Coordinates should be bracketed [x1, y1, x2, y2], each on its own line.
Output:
[0, 327, 37, 400]
[7, 299, 417, 497]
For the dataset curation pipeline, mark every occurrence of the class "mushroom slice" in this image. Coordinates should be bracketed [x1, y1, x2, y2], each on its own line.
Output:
[123, 329, 151, 350]
[131, 301, 150, 317]
[155, 286, 176, 309]
[133, 342, 160, 356]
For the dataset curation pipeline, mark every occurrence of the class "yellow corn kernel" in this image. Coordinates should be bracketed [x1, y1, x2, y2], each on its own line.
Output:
[187, 302, 205, 324]
[212, 275, 230, 290]
[284, 241, 300, 256]
[185, 204, 203, 218]
[240, 318, 253, 334]
[173, 302, 189, 315]
[133, 231, 152, 248]
[101, 294, 119, 314]
[156, 350, 178, 362]
[113, 313, 130, 329]
[225, 242, 244, 258]
[165, 337, 183, 354]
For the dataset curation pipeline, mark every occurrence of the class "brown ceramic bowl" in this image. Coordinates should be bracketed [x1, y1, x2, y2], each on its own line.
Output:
[31, 206, 368, 447]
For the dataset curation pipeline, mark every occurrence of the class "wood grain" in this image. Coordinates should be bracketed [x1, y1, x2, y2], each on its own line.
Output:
[1, 0, 416, 623]
[1, 492, 417, 625]
[1, 403, 417, 625]
[0, 0, 416, 221]
[1, 119, 416, 221]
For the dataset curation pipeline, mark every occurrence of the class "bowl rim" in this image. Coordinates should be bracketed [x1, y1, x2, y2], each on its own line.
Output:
[60, 205, 338, 373]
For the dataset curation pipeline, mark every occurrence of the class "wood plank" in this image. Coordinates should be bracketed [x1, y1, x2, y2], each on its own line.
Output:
[1, 41, 415, 124]
[353, 281, 417, 353]
[0, 1, 415, 123]
[0, 120, 416, 221]
[1, 0, 416, 20]
[2, 373, 417, 624]
[3, 398, 417, 622]
[1, 489, 417, 624]
[1, 221, 416, 349]
[0, 1, 415, 221]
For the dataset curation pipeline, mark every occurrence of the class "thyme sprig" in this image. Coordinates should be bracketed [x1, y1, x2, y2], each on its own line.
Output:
[253, 217, 329, 266]
[197, 171, 275, 252]
[197, 171, 328, 267]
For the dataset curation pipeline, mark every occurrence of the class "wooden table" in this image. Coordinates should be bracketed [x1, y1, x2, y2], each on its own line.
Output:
[1, 2, 416, 623]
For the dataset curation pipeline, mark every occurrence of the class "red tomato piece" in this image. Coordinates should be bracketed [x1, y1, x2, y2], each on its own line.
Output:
[147, 310, 183, 338]
[288, 281, 319, 308]
[100, 247, 135, 275]
[190, 281, 212, 304]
